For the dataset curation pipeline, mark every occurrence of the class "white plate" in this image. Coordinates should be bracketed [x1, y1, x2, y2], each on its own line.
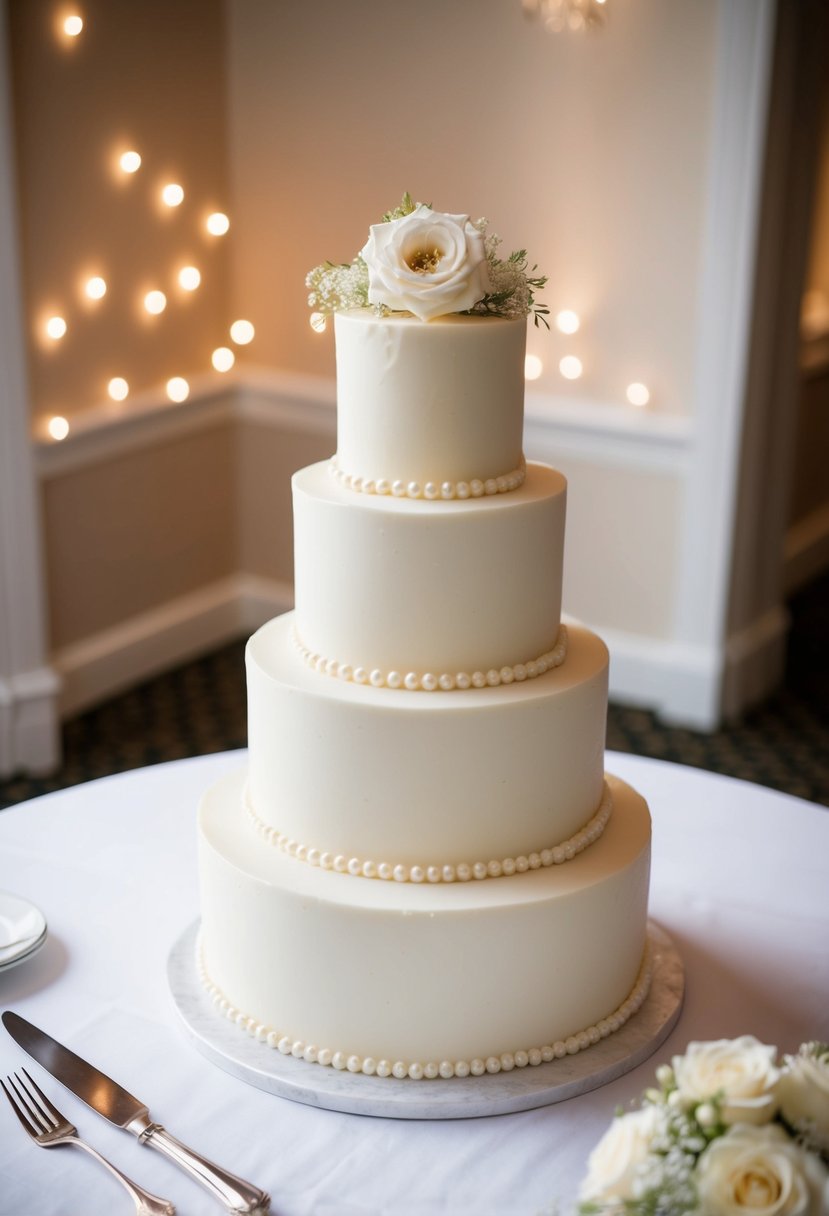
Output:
[0, 893, 48, 971]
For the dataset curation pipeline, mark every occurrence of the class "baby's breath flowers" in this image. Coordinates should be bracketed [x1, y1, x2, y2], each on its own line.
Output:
[577, 1036, 829, 1216]
[306, 193, 549, 327]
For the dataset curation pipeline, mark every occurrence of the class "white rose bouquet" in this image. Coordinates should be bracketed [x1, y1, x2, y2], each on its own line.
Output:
[306, 192, 549, 326]
[577, 1038, 829, 1216]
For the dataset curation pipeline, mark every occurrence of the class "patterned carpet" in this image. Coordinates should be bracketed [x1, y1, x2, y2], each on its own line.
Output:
[2, 573, 827, 811]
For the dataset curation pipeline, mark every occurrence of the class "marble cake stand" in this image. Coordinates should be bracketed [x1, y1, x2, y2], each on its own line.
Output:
[167, 920, 684, 1120]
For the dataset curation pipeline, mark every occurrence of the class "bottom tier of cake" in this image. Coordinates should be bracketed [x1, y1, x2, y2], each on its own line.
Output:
[197, 771, 651, 1079]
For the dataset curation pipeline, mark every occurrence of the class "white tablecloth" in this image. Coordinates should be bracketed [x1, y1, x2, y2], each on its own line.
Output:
[0, 751, 827, 1216]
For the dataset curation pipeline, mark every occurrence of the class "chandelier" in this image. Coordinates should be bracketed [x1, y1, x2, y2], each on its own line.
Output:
[522, 0, 608, 34]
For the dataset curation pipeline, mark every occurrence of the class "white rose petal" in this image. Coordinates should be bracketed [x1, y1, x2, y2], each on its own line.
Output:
[673, 1036, 781, 1126]
[579, 1105, 665, 1205]
[778, 1046, 829, 1155]
[361, 204, 491, 322]
[696, 1123, 829, 1216]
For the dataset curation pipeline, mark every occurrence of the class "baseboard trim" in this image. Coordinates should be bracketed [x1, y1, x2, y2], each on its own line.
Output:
[54, 575, 293, 718]
[604, 601, 790, 730]
[602, 627, 724, 730]
[0, 665, 62, 776]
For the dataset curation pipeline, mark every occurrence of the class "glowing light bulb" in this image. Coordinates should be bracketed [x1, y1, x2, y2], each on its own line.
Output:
[120, 150, 141, 174]
[48, 416, 70, 440]
[144, 290, 167, 315]
[555, 310, 580, 335]
[211, 347, 235, 372]
[45, 316, 67, 340]
[108, 377, 129, 402]
[559, 355, 583, 381]
[178, 266, 201, 291]
[166, 377, 189, 403]
[524, 354, 543, 381]
[309, 312, 327, 333]
[206, 212, 230, 236]
[63, 15, 83, 36]
[85, 276, 107, 300]
[230, 319, 254, 345]
[162, 183, 184, 208]
[626, 382, 650, 408]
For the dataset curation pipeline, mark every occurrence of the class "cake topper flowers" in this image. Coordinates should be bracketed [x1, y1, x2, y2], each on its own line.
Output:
[306, 193, 549, 327]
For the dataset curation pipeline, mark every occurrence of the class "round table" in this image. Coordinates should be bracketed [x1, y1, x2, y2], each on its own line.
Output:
[0, 751, 826, 1216]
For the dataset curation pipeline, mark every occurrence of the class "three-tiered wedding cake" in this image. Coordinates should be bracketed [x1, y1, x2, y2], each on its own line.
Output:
[197, 200, 652, 1081]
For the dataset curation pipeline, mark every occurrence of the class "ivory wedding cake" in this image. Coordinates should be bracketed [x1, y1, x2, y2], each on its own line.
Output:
[197, 198, 652, 1082]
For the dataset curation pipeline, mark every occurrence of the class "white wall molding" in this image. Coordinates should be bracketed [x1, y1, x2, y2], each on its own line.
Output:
[0, 2, 61, 776]
[600, 626, 724, 730]
[605, 603, 788, 732]
[55, 574, 293, 718]
[674, 0, 776, 658]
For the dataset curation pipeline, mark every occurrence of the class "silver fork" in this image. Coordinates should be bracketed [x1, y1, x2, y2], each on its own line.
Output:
[2, 1068, 175, 1215]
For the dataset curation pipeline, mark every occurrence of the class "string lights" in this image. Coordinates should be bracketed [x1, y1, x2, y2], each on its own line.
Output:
[143, 290, 167, 315]
[119, 150, 141, 174]
[178, 266, 201, 291]
[559, 355, 583, 381]
[84, 275, 107, 300]
[211, 347, 235, 372]
[38, 21, 249, 441]
[161, 183, 184, 208]
[42, 8, 659, 440]
[45, 316, 67, 340]
[206, 212, 230, 236]
[166, 377, 189, 403]
[522, 0, 607, 35]
[230, 319, 254, 345]
[524, 354, 543, 381]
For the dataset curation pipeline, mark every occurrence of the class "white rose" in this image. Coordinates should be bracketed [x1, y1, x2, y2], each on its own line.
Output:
[360, 204, 491, 322]
[579, 1105, 664, 1205]
[673, 1037, 781, 1125]
[777, 1045, 829, 1155]
[697, 1124, 829, 1216]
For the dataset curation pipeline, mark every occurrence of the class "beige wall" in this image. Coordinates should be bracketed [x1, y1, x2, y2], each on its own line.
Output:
[44, 422, 237, 649]
[226, 0, 717, 417]
[236, 419, 333, 584]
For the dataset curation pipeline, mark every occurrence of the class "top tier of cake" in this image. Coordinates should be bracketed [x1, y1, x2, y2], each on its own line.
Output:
[334, 310, 526, 488]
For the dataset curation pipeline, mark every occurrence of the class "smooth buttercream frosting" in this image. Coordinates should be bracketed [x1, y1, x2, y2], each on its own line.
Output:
[197, 933, 653, 1080]
[246, 613, 609, 867]
[198, 771, 651, 1068]
[334, 310, 526, 487]
[292, 460, 566, 678]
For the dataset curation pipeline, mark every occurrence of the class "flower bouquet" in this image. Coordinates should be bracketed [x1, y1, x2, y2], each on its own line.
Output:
[579, 1038, 829, 1215]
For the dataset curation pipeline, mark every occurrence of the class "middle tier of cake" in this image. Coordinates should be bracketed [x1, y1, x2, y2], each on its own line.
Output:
[247, 611, 609, 869]
[292, 459, 566, 678]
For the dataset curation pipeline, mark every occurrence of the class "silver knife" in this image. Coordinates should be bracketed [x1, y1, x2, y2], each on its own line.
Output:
[3, 1011, 270, 1214]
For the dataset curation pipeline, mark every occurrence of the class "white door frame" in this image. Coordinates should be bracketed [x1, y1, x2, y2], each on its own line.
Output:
[0, 3, 60, 776]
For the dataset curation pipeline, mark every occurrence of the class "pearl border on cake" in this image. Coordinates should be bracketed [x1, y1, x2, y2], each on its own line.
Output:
[245, 781, 613, 884]
[328, 456, 527, 501]
[197, 937, 653, 1081]
[292, 624, 568, 693]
